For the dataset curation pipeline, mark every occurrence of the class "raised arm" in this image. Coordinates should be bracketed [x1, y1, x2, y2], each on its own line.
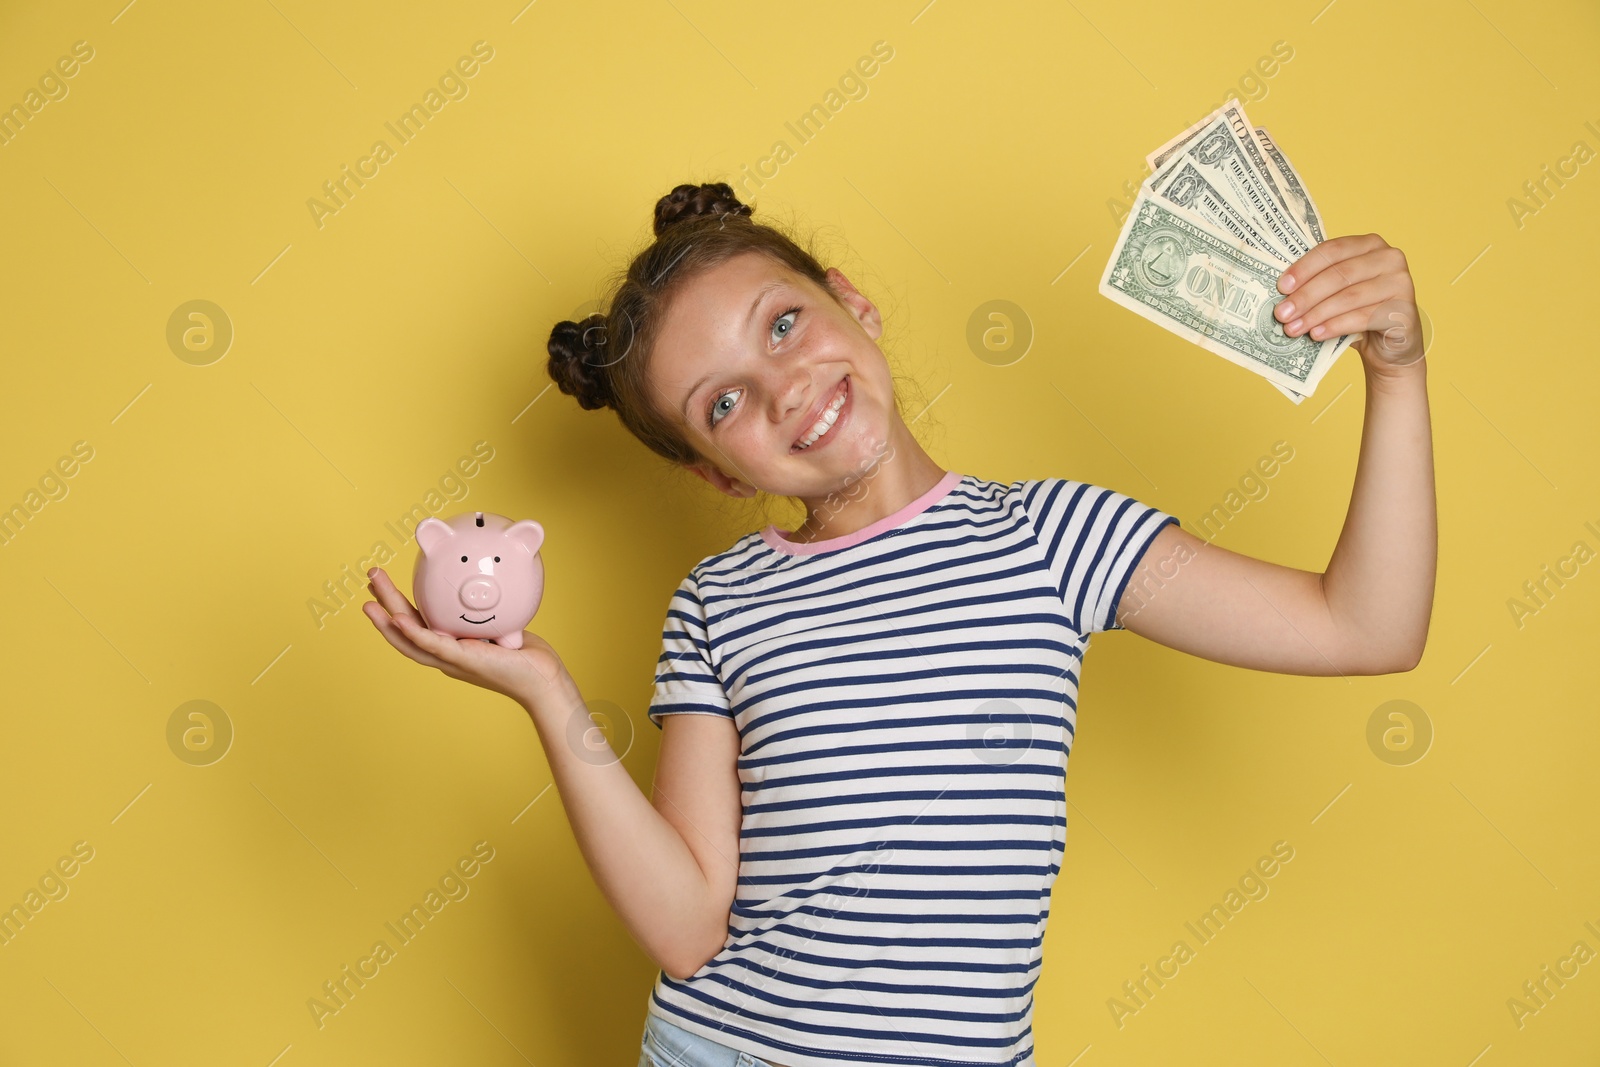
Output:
[1118, 233, 1436, 676]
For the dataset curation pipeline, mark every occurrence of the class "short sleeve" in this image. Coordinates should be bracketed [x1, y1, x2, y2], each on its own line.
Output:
[646, 572, 734, 729]
[1019, 479, 1180, 634]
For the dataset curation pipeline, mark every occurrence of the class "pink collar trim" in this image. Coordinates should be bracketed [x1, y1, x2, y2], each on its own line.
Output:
[760, 470, 964, 556]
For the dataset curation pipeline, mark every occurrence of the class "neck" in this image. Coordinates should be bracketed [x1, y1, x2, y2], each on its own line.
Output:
[787, 425, 946, 543]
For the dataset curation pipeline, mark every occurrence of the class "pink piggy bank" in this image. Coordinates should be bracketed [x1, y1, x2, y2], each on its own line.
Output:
[412, 511, 546, 649]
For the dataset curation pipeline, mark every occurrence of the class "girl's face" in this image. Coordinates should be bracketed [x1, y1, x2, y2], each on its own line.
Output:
[650, 251, 899, 500]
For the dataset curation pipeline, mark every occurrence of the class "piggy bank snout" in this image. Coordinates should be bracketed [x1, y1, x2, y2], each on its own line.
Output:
[458, 575, 501, 610]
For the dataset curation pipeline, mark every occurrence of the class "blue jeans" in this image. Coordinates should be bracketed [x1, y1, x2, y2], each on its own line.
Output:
[637, 1011, 783, 1067]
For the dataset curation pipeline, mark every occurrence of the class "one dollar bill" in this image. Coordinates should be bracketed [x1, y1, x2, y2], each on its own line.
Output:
[1100, 192, 1341, 397]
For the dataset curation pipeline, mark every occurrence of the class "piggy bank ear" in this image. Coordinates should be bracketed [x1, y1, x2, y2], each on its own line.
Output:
[416, 517, 454, 556]
[507, 520, 545, 556]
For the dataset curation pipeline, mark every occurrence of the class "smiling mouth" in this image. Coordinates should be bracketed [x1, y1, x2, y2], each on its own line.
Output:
[459, 614, 496, 625]
[792, 376, 850, 452]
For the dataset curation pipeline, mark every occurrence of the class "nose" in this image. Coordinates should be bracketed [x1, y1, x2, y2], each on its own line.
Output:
[773, 366, 813, 421]
[458, 575, 501, 609]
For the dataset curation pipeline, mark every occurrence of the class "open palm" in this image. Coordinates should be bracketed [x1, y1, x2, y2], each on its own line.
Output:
[363, 566, 568, 707]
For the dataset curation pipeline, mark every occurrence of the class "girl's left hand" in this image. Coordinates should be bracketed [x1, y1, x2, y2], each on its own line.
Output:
[1273, 233, 1424, 376]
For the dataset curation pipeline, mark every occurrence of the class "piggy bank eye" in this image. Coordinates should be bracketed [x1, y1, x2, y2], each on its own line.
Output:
[460, 555, 468, 562]
[494, 556, 500, 562]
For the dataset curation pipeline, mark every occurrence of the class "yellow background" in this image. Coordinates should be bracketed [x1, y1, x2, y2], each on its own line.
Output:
[2, 0, 1597, 1063]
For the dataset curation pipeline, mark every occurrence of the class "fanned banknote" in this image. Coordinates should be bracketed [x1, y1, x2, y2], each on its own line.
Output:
[1110, 98, 1354, 402]
[1100, 195, 1342, 397]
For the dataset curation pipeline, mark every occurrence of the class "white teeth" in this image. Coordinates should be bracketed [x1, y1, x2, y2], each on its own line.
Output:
[795, 380, 848, 451]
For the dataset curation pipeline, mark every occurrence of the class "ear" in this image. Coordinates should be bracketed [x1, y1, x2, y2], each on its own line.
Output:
[507, 519, 545, 556]
[824, 267, 882, 341]
[416, 517, 454, 555]
[687, 462, 758, 499]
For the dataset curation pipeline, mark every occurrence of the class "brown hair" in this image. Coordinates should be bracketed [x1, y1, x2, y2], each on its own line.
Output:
[546, 182, 882, 470]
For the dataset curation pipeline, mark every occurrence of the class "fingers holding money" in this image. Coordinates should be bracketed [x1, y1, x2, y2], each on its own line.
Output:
[1277, 261, 1392, 336]
[1297, 289, 1404, 341]
[1276, 238, 1410, 337]
[1318, 297, 1421, 362]
[1277, 234, 1423, 367]
[1277, 233, 1388, 296]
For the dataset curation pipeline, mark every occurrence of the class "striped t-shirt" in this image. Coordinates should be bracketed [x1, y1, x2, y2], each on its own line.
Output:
[643, 470, 1179, 1067]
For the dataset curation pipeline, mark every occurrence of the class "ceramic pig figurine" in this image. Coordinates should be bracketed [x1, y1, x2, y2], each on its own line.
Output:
[412, 511, 546, 648]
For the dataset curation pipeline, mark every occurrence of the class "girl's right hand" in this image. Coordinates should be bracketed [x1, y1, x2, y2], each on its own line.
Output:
[363, 566, 570, 709]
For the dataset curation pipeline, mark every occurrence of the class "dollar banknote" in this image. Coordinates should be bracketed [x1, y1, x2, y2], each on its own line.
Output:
[1100, 192, 1342, 397]
[1145, 106, 1309, 263]
[1253, 125, 1322, 244]
[1110, 98, 1354, 401]
[1146, 158, 1295, 265]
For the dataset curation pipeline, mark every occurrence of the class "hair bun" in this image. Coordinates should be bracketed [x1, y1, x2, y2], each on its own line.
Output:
[653, 181, 752, 237]
[546, 313, 616, 411]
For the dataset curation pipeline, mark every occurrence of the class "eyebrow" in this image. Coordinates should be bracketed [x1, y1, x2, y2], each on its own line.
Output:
[679, 280, 789, 424]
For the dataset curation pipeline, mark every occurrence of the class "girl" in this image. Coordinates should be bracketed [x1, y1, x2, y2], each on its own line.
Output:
[363, 181, 1435, 1067]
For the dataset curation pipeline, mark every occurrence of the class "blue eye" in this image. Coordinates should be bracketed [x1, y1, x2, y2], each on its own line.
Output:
[771, 306, 799, 341]
[707, 388, 742, 429]
[705, 305, 802, 430]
